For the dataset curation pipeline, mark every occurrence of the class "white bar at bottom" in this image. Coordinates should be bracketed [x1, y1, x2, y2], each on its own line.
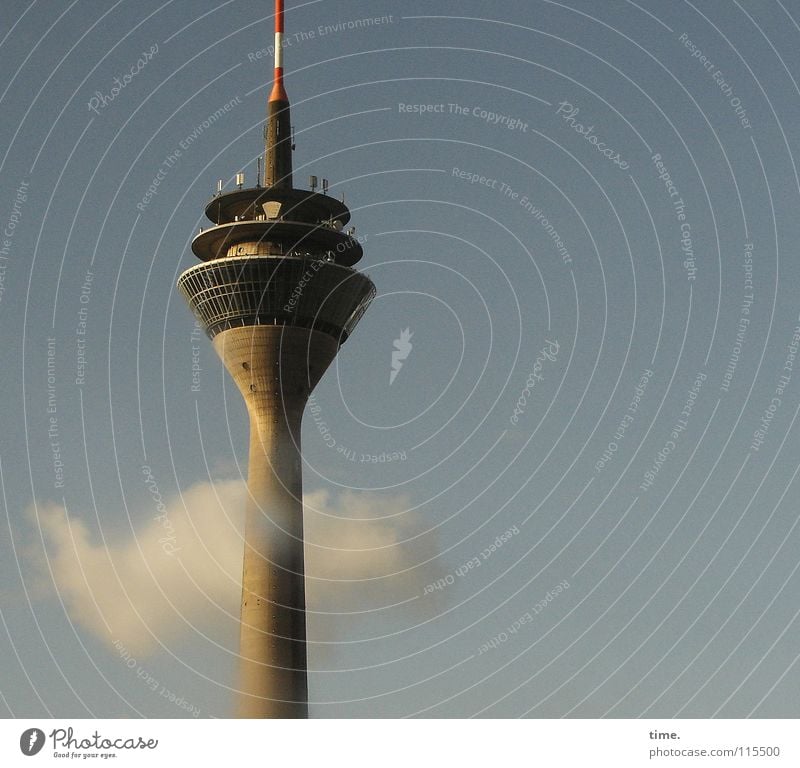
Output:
[0, 719, 796, 767]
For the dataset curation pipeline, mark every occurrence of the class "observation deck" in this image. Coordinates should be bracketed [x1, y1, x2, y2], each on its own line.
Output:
[178, 179, 374, 343]
[177, 254, 374, 341]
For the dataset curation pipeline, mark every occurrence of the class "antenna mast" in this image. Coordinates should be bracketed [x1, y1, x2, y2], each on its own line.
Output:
[264, 0, 293, 187]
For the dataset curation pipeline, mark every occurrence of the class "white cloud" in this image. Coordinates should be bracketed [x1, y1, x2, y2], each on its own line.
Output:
[30, 479, 246, 656]
[304, 488, 437, 604]
[28, 481, 437, 657]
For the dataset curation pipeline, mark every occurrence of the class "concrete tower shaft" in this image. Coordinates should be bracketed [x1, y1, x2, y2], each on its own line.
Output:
[214, 325, 338, 718]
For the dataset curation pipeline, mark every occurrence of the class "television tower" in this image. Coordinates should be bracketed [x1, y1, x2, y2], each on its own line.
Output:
[177, 0, 375, 718]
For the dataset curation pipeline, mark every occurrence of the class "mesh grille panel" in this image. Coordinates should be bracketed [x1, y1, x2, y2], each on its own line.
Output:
[177, 256, 375, 341]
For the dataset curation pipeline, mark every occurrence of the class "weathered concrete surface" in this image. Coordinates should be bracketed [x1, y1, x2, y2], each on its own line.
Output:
[213, 324, 338, 718]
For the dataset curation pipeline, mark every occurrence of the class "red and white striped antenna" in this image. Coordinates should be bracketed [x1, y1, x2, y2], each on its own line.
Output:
[265, 0, 292, 187]
[270, 0, 288, 103]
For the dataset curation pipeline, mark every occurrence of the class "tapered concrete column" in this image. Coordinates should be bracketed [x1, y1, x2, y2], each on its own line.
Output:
[213, 324, 338, 718]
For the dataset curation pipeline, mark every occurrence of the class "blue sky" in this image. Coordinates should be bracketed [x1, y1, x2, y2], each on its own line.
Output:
[2, 0, 800, 718]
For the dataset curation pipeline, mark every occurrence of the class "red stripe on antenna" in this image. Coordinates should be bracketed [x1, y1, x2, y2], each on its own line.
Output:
[270, 0, 288, 101]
